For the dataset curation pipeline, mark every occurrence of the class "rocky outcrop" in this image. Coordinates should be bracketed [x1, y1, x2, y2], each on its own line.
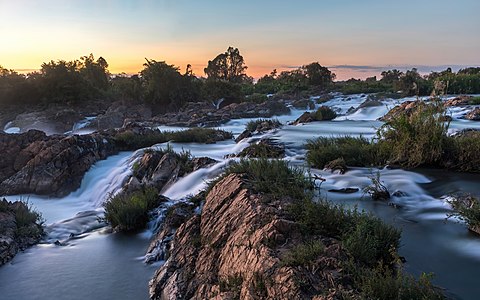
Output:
[236, 139, 285, 158]
[124, 150, 217, 194]
[86, 101, 152, 130]
[443, 95, 473, 107]
[0, 199, 43, 266]
[292, 106, 337, 125]
[380, 100, 426, 122]
[153, 100, 290, 127]
[465, 107, 480, 121]
[149, 174, 357, 299]
[0, 130, 116, 196]
[235, 119, 283, 143]
[4, 109, 83, 135]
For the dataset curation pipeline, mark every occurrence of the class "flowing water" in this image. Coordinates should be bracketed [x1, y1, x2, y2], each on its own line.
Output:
[1, 94, 480, 299]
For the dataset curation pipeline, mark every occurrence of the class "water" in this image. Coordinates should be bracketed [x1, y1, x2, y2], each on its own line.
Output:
[1, 93, 480, 299]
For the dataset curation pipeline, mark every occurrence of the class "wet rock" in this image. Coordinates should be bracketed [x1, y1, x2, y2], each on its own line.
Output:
[0, 130, 117, 196]
[328, 188, 359, 194]
[292, 112, 314, 125]
[292, 106, 336, 125]
[86, 101, 152, 130]
[5, 109, 83, 135]
[234, 130, 252, 143]
[465, 107, 480, 121]
[291, 99, 314, 109]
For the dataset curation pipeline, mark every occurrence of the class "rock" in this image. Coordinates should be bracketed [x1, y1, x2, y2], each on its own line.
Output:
[0, 130, 117, 196]
[128, 150, 217, 193]
[328, 188, 359, 194]
[234, 130, 252, 143]
[465, 108, 480, 121]
[444, 96, 472, 107]
[291, 99, 314, 109]
[0, 199, 43, 266]
[86, 101, 152, 130]
[292, 106, 336, 125]
[324, 158, 348, 174]
[380, 100, 426, 122]
[149, 174, 358, 299]
[6, 109, 83, 135]
[358, 99, 383, 109]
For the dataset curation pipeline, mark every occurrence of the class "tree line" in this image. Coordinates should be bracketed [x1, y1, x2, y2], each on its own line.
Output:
[1, 47, 479, 113]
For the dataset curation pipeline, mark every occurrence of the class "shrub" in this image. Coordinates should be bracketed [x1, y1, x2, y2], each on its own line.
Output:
[343, 214, 400, 267]
[103, 187, 160, 231]
[246, 93, 268, 103]
[362, 171, 391, 201]
[237, 141, 284, 158]
[444, 132, 480, 172]
[13, 201, 44, 239]
[281, 240, 325, 267]
[213, 159, 312, 200]
[360, 264, 445, 300]
[378, 100, 448, 168]
[468, 96, 480, 105]
[312, 106, 337, 121]
[245, 118, 282, 132]
[306, 136, 382, 168]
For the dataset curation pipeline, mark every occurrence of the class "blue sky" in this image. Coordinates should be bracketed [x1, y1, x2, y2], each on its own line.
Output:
[0, 0, 479, 79]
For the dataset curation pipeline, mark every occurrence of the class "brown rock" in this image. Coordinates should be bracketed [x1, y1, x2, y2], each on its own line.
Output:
[465, 107, 480, 121]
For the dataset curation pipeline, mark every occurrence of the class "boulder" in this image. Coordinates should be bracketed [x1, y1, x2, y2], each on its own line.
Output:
[0, 130, 117, 196]
[465, 107, 480, 121]
[149, 174, 358, 299]
[444, 96, 472, 107]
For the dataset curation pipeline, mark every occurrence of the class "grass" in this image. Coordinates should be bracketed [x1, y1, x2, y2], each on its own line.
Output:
[358, 264, 445, 300]
[245, 118, 282, 132]
[14, 201, 44, 239]
[306, 136, 382, 168]
[377, 100, 448, 168]
[103, 187, 160, 231]
[469, 96, 480, 105]
[114, 128, 233, 150]
[280, 240, 325, 267]
[213, 159, 312, 201]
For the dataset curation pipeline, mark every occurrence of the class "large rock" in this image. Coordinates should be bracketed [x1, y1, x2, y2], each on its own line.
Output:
[380, 100, 426, 122]
[86, 101, 152, 130]
[465, 107, 480, 121]
[149, 174, 357, 299]
[0, 130, 116, 196]
[0, 199, 43, 266]
[444, 96, 473, 107]
[5, 109, 82, 135]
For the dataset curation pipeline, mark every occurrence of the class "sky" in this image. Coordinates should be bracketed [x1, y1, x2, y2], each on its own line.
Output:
[0, 0, 479, 80]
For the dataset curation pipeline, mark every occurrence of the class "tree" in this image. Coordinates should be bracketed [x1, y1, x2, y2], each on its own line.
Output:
[204, 47, 248, 83]
[302, 62, 335, 88]
[380, 69, 403, 83]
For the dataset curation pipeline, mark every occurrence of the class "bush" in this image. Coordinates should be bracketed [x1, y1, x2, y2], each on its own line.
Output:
[246, 93, 268, 103]
[237, 141, 284, 158]
[245, 118, 282, 132]
[360, 264, 445, 300]
[306, 136, 383, 168]
[469, 96, 480, 105]
[311, 106, 337, 121]
[378, 100, 448, 168]
[213, 159, 312, 200]
[103, 187, 160, 231]
[281, 240, 325, 267]
[444, 132, 480, 172]
[363, 171, 390, 201]
[13, 201, 44, 239]
[343, 214, 400, 266]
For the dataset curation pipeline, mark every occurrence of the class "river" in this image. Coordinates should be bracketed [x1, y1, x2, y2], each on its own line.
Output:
[1, 94, 479, 299]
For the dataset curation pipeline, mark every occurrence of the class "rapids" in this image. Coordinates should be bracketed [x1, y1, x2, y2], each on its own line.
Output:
[1, 94, 480, 299]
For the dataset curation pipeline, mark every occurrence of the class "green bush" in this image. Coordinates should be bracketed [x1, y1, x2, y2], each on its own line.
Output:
[245, 118, 282, 132]
[211, 159, 312, 200]
[312, 106, 337, 121]
[306, 136, 383, 168]
[103, 187, 160, 231]
[378, 100, 448, 168]
[444, 132, 480, 172]
[237, 142, 284, 158]
[281, 240, 325, 267]
[360, 264, 445, 300]
[246, 93, 268, 103]
[469, 96, 480, 105]
[343, 214, 400, 266]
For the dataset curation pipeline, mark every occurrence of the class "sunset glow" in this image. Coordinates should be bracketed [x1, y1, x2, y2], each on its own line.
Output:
[1, 0, 479, 80]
